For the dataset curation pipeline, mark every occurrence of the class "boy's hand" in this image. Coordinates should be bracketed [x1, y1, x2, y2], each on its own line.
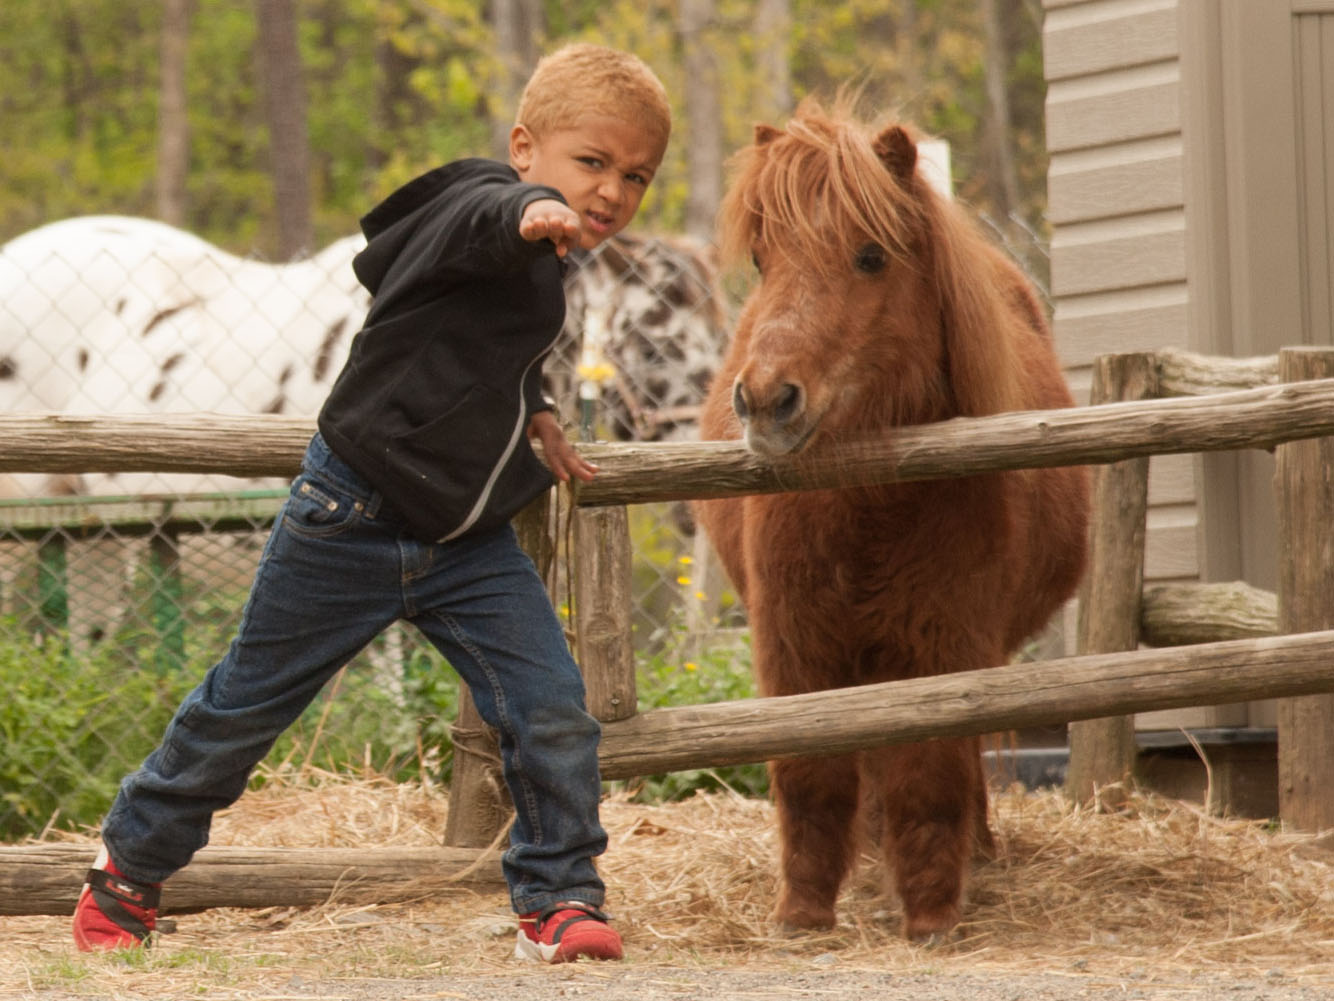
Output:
[528, 409, 598, 483]
[520, 199, 582, 258]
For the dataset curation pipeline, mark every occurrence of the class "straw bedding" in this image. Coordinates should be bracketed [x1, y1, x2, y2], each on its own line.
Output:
[3, 770, 1332, 998]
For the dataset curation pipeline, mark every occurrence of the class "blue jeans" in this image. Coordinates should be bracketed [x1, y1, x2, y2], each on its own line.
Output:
[102, 433, 607, 915]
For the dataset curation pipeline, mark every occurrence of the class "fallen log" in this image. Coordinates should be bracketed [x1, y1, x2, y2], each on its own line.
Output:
[0, 844, 503, 917]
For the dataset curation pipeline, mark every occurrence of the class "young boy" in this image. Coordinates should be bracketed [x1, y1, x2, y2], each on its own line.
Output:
[71, 42, 671, 964]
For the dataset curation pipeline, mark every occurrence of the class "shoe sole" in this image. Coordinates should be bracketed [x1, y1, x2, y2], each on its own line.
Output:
[513, 929, 622, 963]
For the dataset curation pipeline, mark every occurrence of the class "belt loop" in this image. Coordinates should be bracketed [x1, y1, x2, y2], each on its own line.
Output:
[364, 491, 384, 520]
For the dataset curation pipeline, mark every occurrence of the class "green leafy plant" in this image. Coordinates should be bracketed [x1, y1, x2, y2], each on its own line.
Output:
[617, 630, 769, 802]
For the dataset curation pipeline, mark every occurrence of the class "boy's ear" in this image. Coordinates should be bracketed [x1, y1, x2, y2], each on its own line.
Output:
[509, 124, 534, 175]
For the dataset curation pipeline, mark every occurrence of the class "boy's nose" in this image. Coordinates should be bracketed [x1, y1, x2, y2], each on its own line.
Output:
[598, 176, 624, 205]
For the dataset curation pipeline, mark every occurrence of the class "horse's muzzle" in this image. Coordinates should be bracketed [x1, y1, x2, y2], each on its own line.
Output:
[733, 376, 811, 456]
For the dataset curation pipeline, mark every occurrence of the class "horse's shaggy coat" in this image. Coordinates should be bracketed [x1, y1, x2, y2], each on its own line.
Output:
[696, 99, 1089, 941]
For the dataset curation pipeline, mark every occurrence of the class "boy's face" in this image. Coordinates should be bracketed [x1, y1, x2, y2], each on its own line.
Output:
[510, 115, 664, 250]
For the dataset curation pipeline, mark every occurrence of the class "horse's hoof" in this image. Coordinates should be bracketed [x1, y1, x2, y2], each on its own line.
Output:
[902, 909, 961, 945]
[771, 906, 836, 934]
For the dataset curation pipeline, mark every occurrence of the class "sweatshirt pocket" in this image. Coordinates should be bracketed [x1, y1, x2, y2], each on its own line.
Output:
[384, 386, 519, 520]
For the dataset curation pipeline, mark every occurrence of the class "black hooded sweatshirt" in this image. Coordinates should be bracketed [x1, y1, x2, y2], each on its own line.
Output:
[317, 159, 568, 543]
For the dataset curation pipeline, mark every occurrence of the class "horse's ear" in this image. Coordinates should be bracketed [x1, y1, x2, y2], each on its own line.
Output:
[873, 126, 917, 184]
[754, 123, 782, 146]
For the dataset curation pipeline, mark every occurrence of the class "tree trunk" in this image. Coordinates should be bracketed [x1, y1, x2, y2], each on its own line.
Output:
[254, 0, 313, 259]
[156, 0, 191, 226]
[489, 0, 543, 159]
[979, 0, 1021, 220]
[751, 0, 791, 121]
[679, 0, 723, 241]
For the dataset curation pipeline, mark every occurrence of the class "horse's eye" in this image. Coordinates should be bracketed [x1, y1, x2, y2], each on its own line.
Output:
[854, 244, 886, 274]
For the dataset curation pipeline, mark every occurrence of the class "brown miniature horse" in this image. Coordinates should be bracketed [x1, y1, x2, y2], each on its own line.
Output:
[695, 99, 1089, 942]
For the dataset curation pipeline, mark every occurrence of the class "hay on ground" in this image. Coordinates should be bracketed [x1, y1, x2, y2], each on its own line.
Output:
[3, 770, 1332, 996]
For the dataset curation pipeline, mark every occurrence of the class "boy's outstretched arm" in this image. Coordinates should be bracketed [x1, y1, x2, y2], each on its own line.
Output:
[520, 198, 582, 258]
[528, 409, 598, 483]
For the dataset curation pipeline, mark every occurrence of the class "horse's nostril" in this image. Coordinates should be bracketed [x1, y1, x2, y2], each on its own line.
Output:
[732, 380, 751, 421]
[774, 382, 802, 424]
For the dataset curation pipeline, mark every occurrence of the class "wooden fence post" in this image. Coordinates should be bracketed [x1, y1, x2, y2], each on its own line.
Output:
[573, 506, 636, 722]
[36, 534, 68, 636]
[1276, 347, 1334, 832]
[443, 492, 555, 849]
[1067, 352, 1158, 806]
[148, 527, 186, 674]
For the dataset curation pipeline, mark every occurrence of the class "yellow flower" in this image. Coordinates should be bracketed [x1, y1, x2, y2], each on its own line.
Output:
[684, 662, 698, 672]
[676, 576, 691, 586]
[577, 360, 616, 383]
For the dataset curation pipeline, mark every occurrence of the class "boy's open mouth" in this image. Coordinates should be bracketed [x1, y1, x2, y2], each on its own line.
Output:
[585, 209, 614, 233]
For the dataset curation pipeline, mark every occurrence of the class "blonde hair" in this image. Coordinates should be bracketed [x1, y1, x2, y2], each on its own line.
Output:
[515, 43, 671, 156]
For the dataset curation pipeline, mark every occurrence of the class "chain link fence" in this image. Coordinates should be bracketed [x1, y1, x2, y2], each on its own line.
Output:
[0, 217, 742, 839]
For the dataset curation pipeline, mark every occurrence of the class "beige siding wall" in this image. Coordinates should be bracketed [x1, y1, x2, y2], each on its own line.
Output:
[1043, 0, 1196, 584]
[1295, 11, 1334, 346]
[1044, 1, 1334, 732]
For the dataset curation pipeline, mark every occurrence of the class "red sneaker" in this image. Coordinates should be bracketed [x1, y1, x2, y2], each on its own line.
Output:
[72, 847, 161, 951]
[514, 901, 623, 963]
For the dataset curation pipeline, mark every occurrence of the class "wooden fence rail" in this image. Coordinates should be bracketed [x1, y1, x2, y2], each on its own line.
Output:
[3, 376, 1334, 502]
[595, 630, 1334, 778]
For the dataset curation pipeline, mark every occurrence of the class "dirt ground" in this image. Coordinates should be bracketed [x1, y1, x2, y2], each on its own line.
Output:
[11, 966, 1327, 1001]
[3, 777, 1332, 1000]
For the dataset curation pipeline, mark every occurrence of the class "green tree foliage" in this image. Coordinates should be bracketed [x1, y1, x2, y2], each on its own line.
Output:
[0, 0, 1047, 256]
[0, 3, 161, 237]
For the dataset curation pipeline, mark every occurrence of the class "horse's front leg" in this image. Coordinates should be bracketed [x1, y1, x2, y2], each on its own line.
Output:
[769, 754, 860, 931]
[868, 736, 985, 942]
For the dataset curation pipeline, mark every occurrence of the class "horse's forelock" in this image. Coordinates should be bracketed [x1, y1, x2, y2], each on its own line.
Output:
[719, 102, 920, 277]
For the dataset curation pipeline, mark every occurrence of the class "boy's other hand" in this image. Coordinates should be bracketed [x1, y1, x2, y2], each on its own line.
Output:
[527, 409, 598, 483]
[520, 199, 582, 258]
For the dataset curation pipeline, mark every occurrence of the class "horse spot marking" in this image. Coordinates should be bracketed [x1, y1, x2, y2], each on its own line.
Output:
[314, 318, 347, 383]
[143, 299, 201, 337]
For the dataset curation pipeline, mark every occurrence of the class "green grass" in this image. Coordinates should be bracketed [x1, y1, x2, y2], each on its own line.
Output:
[0, 593, 764, 839]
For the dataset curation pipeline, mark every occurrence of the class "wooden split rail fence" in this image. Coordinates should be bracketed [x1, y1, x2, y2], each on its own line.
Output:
[3, 346, 1334, 915]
